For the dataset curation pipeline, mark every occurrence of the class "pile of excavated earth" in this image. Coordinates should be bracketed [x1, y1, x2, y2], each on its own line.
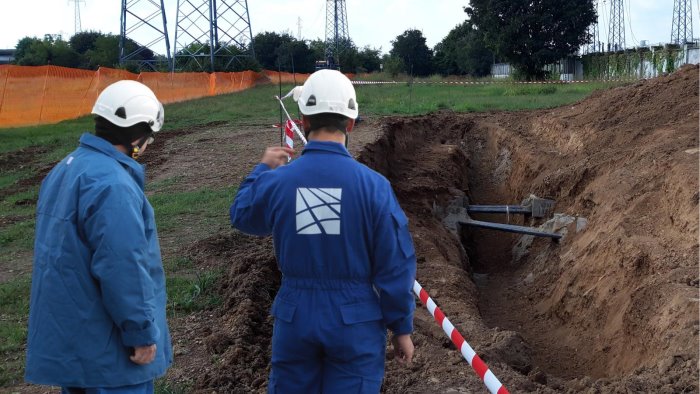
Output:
[154, 65, 699, 393]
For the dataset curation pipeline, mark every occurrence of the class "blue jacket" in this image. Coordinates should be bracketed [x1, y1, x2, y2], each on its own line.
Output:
[230, 141, 416, 335]
[25, 133, 172, 388]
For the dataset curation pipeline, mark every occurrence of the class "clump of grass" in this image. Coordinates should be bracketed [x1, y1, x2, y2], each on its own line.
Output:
[155, 378, 193, 394]
[167, 270, 221, 314]
[502, 85, 558, 96]
[164, 256, 195, 272]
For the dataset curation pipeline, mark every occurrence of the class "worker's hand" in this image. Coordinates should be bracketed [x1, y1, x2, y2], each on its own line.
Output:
[130, 344, 157, 365]
[261, 146, 295, 169]
[391, 334, 414, 366]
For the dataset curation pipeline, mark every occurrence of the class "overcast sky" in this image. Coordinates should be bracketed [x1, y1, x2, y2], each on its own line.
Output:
[0, 1, 696, 55]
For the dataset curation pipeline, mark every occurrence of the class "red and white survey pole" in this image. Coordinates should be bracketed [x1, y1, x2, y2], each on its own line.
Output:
[276, 90, 509, 393]
[275, 87, 307, 149]
[413, 281, 510, 394]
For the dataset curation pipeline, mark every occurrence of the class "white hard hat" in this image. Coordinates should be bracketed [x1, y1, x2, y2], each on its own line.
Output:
[92, 80, 164, 132]
[297, 70, 358, 119]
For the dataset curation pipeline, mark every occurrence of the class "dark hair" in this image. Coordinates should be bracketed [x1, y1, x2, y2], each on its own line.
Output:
[94, 116, 152, 148]
[305, 113, 352, 136]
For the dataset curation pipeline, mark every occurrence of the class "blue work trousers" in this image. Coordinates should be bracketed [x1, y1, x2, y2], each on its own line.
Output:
[268, 279, 387, 393]
[61, 380, 154, 394]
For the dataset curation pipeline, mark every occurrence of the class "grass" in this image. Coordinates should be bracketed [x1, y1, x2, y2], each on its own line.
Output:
[0, 275, 30, 386]
[0, 187, 39, 265]
[355, 81, 619, 115]
[167, 270, 222, 315]
[149, 186, 236, 232]
[0, 77, 623, 388]
[155, 378, 193, 394]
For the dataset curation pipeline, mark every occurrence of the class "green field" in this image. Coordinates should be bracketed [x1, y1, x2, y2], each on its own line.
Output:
[0, 80, 623, 389]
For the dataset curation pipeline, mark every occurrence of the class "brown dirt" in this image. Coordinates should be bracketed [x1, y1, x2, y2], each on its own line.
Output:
[5, 66, 698, 393]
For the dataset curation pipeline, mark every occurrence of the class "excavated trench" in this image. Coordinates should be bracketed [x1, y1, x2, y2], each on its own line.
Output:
[357, 114, 588, 391]
[357, 89, 698, 392]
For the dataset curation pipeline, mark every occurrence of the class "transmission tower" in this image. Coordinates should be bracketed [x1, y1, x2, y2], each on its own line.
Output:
[173, 0, 255, 72]
[119, 0, 172, 71]
[69, 0, 85, 35]
[324, 0, 350, 65]
[671, 0, 694, 45]
[585, 0, 601, 53]
[608, 0, 625, 51]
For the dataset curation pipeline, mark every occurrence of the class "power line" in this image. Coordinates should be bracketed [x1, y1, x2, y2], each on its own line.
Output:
[311, 2, 326, 37]
[625, 0, 639, 46]
[601, 0, 610, 50]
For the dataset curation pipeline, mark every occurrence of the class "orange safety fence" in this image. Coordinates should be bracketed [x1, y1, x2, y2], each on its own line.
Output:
[262, 70, 310, 85]
[0, 66, 319, 129]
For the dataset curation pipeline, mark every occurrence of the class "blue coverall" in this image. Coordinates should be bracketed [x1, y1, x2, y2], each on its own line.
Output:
[26, 133, 172, 390]
[230, 140, 417, 393]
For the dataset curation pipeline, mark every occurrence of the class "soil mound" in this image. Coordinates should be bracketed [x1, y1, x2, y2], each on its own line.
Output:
[189, 231, 280, 393]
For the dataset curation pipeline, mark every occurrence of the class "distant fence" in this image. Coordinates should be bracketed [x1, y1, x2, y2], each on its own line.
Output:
[490, 44, 700, 81]
[583, 45, 700, 79]
[0, 65, 311, 128]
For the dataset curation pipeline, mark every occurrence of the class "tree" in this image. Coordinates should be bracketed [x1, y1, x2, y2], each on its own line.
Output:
[390, 29, 434, 77]
[466, 0, 596, 80]
[356, 46, 382, 73]
[308, 39, 326, 63]
[382, 55, 404, 77]
[434, 22, 493, 77]
[253, 32, 294, 70]
[15, 37, 48, 66]
[14, 36, 81, 68]
[84, 35, 120, 69]
[335, 39, 360, 73]
[276, 39, 316, 73]
[69, 31, 103, 54]
[50, 40, 82, 68]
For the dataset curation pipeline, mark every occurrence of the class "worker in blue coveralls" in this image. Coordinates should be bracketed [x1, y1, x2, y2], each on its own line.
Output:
[25, 80, 172, 394]
[230, 69, 417, 393]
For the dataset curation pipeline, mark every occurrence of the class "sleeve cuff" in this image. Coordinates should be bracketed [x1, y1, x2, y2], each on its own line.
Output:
[120, 320, 160, 347]
[388, 315, 414, 336]
[253, 163, 271, 173]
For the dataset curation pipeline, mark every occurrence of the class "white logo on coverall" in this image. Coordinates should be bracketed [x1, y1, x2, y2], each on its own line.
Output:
[296, 188, 342, 235]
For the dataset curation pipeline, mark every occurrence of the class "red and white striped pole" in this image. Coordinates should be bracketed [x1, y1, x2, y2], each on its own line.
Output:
[283, 120, 295, 150]
[275, 94, 307, 145]
[413, 280, 510, 394]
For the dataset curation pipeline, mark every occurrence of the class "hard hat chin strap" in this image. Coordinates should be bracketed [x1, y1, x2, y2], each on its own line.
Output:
[131, 134, 153, 159]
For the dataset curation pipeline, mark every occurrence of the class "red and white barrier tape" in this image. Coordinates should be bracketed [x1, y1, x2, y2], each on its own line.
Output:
[352, 79, 635, 85]
[413, 280, 510, 394]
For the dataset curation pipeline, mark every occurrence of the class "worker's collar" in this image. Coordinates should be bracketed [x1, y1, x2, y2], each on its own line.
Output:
[78, 133, 146, 188]
[302, 140, 351, 158]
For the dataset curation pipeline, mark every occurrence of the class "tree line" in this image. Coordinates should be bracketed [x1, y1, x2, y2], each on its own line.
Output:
[12, 1, 596, 80]
[11, 28, 494, 77]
